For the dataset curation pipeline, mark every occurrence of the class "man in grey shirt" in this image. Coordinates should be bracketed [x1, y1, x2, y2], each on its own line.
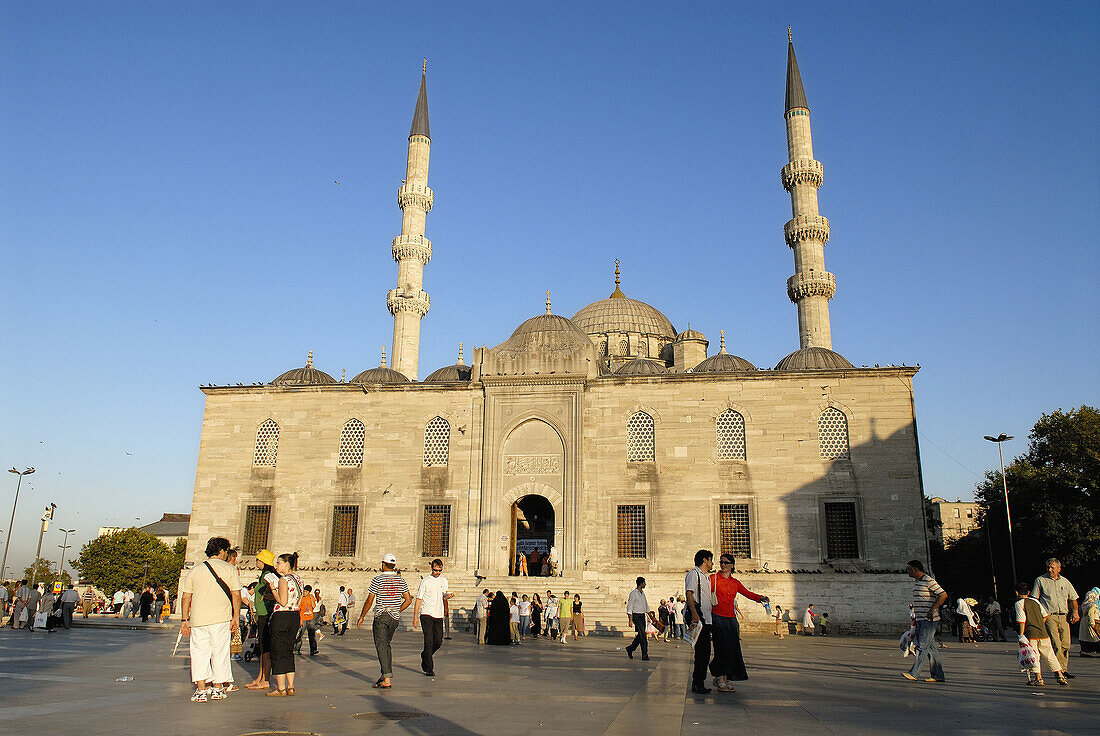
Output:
[1032, 557, 1079, 677]
[59, 584, 81, 629]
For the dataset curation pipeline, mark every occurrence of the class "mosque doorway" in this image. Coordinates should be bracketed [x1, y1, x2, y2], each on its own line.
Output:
[509, 495, 555, 576]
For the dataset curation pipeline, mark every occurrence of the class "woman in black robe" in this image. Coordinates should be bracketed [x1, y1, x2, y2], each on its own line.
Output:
[486, 590, 511, 645]
[138, 586, 155, 622]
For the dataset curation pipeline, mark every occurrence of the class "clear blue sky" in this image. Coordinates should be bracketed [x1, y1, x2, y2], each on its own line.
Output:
[2, 3, 1097, 576]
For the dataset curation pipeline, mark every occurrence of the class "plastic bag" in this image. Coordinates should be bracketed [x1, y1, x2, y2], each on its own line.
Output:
[1018, 640, 1039, 671]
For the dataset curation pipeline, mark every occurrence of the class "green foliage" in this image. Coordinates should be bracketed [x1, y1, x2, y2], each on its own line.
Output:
[71, 529, 185, 596]
[21, 559, 73, 588]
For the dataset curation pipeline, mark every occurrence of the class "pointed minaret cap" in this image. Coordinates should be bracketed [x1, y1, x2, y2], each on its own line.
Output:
[410, 60, 430, 138]
[785, 29, 809, 113]
[306, 350, 314, 368]
[610, 259, 626, 298]
[380, 346, 388, 366]
[719, 330, 728, 354]
[545, 290, 552, 315]
[457, 342, 465, 365]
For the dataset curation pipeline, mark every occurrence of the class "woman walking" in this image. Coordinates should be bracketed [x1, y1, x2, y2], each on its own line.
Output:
[1078, 587, 1099, 657]
[709, 553, 768, 692]
[530, 594, 543, 638]
[518, 595, 532, 641]
[264, 552, 303, 696]
[571, 594, 585, 638]
[486, 591, 511, 645]
[956, 597, 977, 643]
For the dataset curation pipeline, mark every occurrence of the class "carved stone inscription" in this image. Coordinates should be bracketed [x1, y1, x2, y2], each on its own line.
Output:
[503, 455, 561, 475]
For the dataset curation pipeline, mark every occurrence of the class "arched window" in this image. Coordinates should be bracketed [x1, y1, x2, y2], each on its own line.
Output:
[716, 409, 746, 460]
[424, 416, 450, 466]
[253, 419, 280, 467]
[599, 339, 608, 356]
[640, 340, 650, 357]
[818, 407, 850, 460]
[627, 411, 655, 462]
[618, 339, 629, 356]
[338, 419, 365, 467]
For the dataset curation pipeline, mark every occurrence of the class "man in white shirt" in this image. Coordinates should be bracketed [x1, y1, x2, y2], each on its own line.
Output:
[413, 558, 449, 676]
[625, 577, 650, 661]
[336, 586, 350, 636]
[112, 590, 125, 616]
[179, 537, 242, 703]
[0, 583, 9, 620]
[544, 591, 560, 640]
[548, 545, 559, 577]
[122, 588, 134, 618]
[685, 550, 715, 694]
[474, 589, 489, 645]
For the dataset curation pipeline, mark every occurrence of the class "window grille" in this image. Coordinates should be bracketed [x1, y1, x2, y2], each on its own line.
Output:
[818, 407, 850, 460]
[338, 419, 365, 467]
[716, 410, 746, 460]
[253, 419, 279, 467]
[330, 505, 359, 556]
[242, 505, 271, 555]
[424, 416, 450, 466]
[618, 339, 629, 356]
[422, 504, 451, 557]
[823, 501, 859, 558]
[617, 505, 647, 558]
[627, 411, 655, 462]
[719, 503, 752, 558]
[599, 339, 608, 355]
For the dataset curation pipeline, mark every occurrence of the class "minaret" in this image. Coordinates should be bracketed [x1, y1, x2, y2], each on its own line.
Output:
[387, 61, 434, 380]
[782, 30, 835, 350]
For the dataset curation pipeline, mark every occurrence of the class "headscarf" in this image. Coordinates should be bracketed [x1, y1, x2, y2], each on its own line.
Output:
[1082, 587, 1099, 620]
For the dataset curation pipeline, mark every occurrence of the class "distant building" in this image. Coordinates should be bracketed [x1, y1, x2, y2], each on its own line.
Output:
[98, 513, 191, 548]
[928, 498, 978, 545]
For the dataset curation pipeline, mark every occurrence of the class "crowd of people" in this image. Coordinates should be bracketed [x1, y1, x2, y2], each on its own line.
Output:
[511, 546, 560, 577]
[473, 589, 589, 645]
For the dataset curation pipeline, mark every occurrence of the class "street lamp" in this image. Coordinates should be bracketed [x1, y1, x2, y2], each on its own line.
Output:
[58, 528, 75, 585]
[1, 467, 35, 581]
[31, 503, 57, 585]
[984, 433, 1018, 588]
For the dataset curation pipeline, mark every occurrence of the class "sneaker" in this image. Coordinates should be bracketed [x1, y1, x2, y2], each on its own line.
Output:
[209, 688, 227, 701]
[190, 689, 209, 703]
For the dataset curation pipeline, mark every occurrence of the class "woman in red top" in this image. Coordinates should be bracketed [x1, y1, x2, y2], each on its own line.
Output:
[709, 553, 768, 692]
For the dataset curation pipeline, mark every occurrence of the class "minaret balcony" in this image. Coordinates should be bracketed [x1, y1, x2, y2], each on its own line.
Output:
[781, 158, 823, 191]
[398, 182, 434, 212]
[787, 270, 836, 302]
[392, 234, 433, 264]
[387, 288, 431, 317]
[784, 214, 830, 246]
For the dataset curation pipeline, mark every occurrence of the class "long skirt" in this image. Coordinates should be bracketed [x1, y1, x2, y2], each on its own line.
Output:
[959, 620, 973, 642]
[710, 614, 749, 681]
[268, 611, 298, 676]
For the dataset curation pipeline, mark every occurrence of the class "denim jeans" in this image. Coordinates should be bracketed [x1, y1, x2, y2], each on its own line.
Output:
[372, 615, 400, 679]
[519, 615, 531, 637]
[908, 619, 945, 681]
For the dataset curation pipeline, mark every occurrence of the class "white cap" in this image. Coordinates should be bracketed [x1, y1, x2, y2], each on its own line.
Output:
[382, 553, 397, 565]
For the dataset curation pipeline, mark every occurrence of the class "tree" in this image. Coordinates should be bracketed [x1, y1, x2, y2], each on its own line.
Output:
[71, 529, 185, 596]
[21, 559, 73, 588]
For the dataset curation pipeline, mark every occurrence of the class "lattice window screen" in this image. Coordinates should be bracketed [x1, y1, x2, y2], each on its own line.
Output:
[599, 339, 608, 356]
[422, 504, 451, 557]
[253, 419, 280, 467]
[424, 416, 450, 466]
[824, 501, 859, 558]
[818, 407, 850, 460]
[627, 412, 655, 462]
[618, 339, 629, 356]
[716, 410, 747, 460]
[719, 503, 752, 558]
[338, 419, 365, 467]
[242, 505, 271, 555]
[617, 505, 647, 558]
[330, 505, 359, 556]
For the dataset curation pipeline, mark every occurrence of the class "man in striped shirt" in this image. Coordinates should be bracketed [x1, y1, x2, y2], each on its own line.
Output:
[903, 559, 948, 682]
[357, 553, 412, 689]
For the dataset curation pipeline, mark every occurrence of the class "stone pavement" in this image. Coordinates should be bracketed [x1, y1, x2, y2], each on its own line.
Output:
[0, 626, 1093, 735]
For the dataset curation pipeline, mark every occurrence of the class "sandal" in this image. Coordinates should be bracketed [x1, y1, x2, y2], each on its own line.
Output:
[265, 689, 287, 697]
[286, 688, 295, 696]
[244, 682, 268, 690]
[372, 680, 392, 689]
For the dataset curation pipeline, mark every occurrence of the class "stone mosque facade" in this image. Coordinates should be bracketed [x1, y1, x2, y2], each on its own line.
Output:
[184, 42, 928, 633]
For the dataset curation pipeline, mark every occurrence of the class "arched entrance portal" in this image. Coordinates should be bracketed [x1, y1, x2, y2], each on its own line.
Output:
[509, 495, 555, 576]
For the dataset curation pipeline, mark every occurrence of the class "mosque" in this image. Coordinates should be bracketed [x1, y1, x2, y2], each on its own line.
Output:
[183, 38, 928, 633]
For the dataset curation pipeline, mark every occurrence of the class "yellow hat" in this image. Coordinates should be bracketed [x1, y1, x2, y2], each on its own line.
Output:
[256, 549, 275, 566]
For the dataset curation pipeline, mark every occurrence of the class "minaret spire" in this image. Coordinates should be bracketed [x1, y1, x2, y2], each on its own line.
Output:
[781, 34, 835, 350]
[387, 64, 435, 380]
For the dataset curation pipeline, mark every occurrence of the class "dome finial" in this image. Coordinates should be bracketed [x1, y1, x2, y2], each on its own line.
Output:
[610, 259, 626, 298]
[457, 342, 465, 365]
[788, 25, 792, 43]
[546, 290, 552, 314]
[341, 368, 346, 382]
[306, 350, 314, 368]
[381, 346, 388, 366]
[423, 58, 427, 76]
[719, 330, 728, 354]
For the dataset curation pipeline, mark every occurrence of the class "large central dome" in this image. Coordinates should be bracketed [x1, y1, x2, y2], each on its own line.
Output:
[571, 296, 676, 338]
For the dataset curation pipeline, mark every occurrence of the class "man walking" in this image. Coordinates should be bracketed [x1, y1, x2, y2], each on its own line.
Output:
[475, 589, 489, 645]
[558, 590, 573, 643]
[10, 581, 30, 628]
[625, 576, 650, 661]
[295, 585, 318, 656]
[685, 550, 715, 693]
[1032, 558, 1079, 677]
[179, 537, 242, 702]
[986, 596, 1006, 642]
[336, 586, 349, 636]
[413, 558, 449, 677]
[357, 553, 412, 690]
[81, 587, 95, 618]
[902, 559, 947, 683]
[545, 591, 559, 640]
[59, 584, 80, 629]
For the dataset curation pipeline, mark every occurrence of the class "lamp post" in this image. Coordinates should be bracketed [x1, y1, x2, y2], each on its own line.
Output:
[58, 528, 75, 585]
[984, 433, 1018, 588]
[31, 503, 57, 585]
[2, 467, 35, 582]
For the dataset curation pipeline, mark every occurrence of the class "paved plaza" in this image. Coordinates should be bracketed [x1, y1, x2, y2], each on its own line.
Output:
[0, 624, 1094, 735]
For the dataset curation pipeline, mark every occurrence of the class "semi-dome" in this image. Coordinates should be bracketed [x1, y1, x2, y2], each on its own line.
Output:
[351, 347, 411, 384]
[424, 343, 472, 383]
[774, 346, 854, 371]
[614, 357, 669, 376]
[571, 262, 676, 339]
[693, 331, 756, 372]
[271, 351, 337, 386]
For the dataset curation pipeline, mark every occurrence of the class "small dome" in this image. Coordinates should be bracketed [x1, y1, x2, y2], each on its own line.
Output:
[694, 353, 757, 373]
[351, 347, 411, 384]
[614, 357, 669, 376]
[676, 328, 706, 342]
[774, 347, 854, 371]
[425, 344, 472, 383]
[493, 312, 591, 358]
[271, 351, 337, 386]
